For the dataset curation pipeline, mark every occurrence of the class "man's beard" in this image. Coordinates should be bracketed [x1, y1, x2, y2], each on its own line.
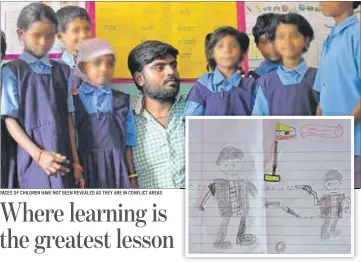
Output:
[143, 78, 180, 103]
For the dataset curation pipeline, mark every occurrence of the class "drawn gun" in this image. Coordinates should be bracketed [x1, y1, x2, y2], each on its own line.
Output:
[265, 201, 301, 218]
[296, 185, 320, 206]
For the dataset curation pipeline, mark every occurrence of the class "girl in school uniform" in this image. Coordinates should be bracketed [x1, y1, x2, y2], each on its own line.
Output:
[1, 3, 83, 189]
[183, 26, 256, 116]
[252, 13, 319, 116]
[70, 38, 138, 189]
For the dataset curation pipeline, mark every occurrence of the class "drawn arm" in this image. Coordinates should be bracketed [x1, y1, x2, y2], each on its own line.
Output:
[247, 181, 258, 197]
[319, 196, 326, 216]
[343, 197, 351, 214]
[198, 183, 215, 211]
[295, 185, 320, 206]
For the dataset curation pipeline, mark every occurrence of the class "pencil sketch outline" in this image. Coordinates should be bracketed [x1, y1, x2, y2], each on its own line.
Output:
[264, 170, 350, 239]
[297, 170, 350, 239]
[198, 146, 257, 249]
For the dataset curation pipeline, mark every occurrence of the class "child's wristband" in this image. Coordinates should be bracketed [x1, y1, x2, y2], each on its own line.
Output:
[73, 163, 84, 173]
[129, 174, 138, 179]
[35, 149, 44, 164]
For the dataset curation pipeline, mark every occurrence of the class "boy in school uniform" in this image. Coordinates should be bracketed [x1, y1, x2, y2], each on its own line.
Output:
[56, 6, 92, 68]
[314, 1, 361, 189]
[251, 13, 281, 78]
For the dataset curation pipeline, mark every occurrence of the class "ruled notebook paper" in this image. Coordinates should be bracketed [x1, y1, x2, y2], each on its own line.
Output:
[187, 118, 352, 255]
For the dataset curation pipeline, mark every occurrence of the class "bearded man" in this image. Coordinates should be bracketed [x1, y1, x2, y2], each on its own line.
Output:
[127, 41, 185, 189]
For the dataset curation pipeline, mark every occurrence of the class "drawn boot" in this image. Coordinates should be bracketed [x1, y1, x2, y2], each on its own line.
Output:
[236, 234, 257, 245]
[321, 231, 330, 239]
[321, 221, 331, 239]
[214, 241, 233, 249]
[331, 229, 342, 236]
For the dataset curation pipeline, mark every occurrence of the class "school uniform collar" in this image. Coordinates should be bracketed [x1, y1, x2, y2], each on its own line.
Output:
[61, 51, 76, 68]
[213, 67, 241, 86]
[133, 91, 181, 116]
[20, 51, 52, 67]
[330, 15, 358, 36]
[263, 59, 279, 69]
[279, 59, 308, 77]
[79, 82, 112, 94]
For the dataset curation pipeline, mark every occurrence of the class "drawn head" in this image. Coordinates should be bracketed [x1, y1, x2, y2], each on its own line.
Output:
[319, 1, 360, 17]
[205, 26, 249, 72]
[128, 40, 180, 102]
[17, 3, 58, 57]
[252, 13, 281, 63]
[324, 170, 343, 190]
[216, 147, 244, 176]
[270, 13, 314, 60]
[56, 6, 91, 55]
[75, 38, 115, 86]
[1, 30, 6, 61]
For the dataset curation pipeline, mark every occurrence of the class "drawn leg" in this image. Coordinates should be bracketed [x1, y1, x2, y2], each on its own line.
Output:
[330, 217, 341, 236]
[214, 216, 232, 249]
[236, 214, 257, 245]
[321, 217, 331, 239]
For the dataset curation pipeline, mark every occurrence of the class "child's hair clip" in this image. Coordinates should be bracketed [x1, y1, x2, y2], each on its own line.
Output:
[71, 88, 79, 95]
[247, 71, 260, 80]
